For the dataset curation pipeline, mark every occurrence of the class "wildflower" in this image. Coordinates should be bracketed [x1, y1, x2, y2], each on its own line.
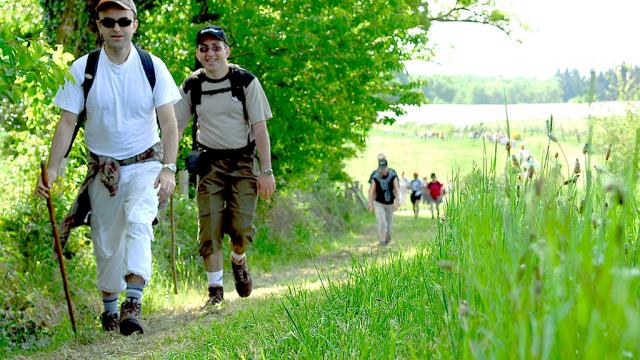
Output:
[605, 144, 612, 161]
[573, 159, 581, 175]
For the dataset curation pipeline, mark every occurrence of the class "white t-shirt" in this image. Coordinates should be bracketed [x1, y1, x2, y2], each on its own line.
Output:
[54, 47, 181, 159]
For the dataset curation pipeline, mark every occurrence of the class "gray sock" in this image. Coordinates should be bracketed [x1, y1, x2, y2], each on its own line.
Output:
[103, 294, 119, 314]
[126, 282, 144, 303]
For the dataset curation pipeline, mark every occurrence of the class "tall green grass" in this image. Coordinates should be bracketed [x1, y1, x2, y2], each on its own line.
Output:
[433, 125, 640, 358]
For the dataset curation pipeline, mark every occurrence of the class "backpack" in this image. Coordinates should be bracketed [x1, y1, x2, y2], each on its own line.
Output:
[182, 66, 254, 150]
[63, 45, 156, 158]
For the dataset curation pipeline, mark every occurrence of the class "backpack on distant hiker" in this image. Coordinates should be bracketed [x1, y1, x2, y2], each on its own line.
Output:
[63, 45, 156, 159]
[183, 66, 255, 176]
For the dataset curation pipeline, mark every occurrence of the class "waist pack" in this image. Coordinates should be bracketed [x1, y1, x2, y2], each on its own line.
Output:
[186, 141, 256, 176]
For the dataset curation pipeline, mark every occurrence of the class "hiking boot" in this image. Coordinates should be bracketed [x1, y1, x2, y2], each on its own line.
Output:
[100, 311, 119, 332]
[231, 258, 252, 297]
[204, 286, 224, 307]
[119, 297, 144, 336]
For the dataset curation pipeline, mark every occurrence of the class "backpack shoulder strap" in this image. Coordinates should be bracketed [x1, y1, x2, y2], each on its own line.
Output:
[64, 48, 100, 158]
[134, 45, 156, 91]
[183, 71, 206, 149]
[228, 66, 255, 127]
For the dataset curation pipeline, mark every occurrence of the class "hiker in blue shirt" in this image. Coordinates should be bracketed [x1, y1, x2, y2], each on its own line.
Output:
[409, 172, 424, 218]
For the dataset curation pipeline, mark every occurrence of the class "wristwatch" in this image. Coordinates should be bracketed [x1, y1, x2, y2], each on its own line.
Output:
[162, 163, 177, 173]
[263, 168, 273, 176]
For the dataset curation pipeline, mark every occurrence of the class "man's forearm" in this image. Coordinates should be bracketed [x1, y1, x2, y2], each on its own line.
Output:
[252, 121, 272, 171]
[157, 104, 178, 164]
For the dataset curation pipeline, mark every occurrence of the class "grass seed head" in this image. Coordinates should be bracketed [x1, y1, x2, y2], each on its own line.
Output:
[573, 159, 581, 175]
[438, 260, 454, 271]
[458, 300, 469, 317]
[511, 154, 519, 167]
[548, 133, 558, 143]
[605, 144, 612, 161]
[605, 178, 625, 205]
[527, 164, 535, 179]
[582, 143, 590, 155]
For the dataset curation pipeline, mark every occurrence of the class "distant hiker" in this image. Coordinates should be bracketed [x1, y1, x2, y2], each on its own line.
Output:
[35, 0, 181, 335]
[409, 172, 424, 219]
[175, 25, 275, 307]
[368, 157, 399, 245]
[518, 144, 532, 172]
[398, 171, 408, 210]
[426, 173, 445, 219]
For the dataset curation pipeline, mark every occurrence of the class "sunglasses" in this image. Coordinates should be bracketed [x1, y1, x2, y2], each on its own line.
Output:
[99, 17, 134, 28]
[198, 44, 226, 54]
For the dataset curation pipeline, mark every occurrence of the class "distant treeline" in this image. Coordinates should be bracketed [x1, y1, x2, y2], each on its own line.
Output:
[407, 64, 640, 104]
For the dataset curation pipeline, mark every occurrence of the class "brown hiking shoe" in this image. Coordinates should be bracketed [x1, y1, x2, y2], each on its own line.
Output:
[100, 311, 119, 332]
[204, 286, 224, 307]
[119, 297, 144, 336]
[231, 258, 252, 297]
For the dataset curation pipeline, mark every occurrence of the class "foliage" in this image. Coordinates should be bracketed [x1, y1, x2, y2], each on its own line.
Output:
[417, 74, 563, 104]
[556, 64, 640, 102]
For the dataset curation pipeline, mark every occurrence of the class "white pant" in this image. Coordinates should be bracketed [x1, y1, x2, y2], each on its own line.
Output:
[88, 161, 161, 293]
[373, 201, 394, 240]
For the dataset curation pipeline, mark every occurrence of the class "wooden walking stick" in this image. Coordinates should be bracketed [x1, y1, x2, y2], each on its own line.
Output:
[40, 161, 77, 334]
[170, 193, 179, 294]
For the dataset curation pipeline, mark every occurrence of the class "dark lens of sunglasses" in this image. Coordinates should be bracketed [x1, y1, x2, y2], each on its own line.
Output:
[101, 17, 133, 28]
[199, 45, 222, 53]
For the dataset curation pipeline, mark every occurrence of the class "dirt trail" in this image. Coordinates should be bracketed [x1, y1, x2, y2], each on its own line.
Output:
[16, 213, 435, 360]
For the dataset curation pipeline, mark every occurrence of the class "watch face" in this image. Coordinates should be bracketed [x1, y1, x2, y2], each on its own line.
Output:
[264, 169, 273, 176]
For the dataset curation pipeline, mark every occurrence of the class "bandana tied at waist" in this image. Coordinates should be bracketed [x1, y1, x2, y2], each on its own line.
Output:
[59, 142, 163, 248]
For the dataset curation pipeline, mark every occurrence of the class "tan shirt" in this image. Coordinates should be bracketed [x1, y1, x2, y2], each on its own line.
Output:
[175, 67, 272, 149]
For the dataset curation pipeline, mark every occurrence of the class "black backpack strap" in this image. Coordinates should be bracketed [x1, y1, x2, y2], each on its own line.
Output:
[64, 48, 100, 158]
[134, 45, 156, 91]
[228, 67, 255, 128]
[183, 71, 206, 150]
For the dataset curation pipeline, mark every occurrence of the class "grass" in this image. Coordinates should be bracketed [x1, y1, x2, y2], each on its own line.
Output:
[345, 123, 586, 187]
[7, 115, 640, 359]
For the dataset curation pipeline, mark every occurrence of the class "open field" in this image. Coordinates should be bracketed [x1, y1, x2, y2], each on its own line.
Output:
[345, 119, 590, 186]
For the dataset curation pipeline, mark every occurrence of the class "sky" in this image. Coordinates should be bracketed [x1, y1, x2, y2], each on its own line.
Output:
[405, 0, 640, 79]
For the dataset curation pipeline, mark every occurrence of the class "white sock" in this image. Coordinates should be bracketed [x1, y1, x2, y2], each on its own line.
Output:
[231, 252, 246, 263]
[206, 270, 223, 287]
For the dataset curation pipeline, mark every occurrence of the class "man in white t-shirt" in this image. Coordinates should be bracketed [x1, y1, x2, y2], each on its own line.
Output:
[35, 0, 181, 335]
[175, 25, 275, 308]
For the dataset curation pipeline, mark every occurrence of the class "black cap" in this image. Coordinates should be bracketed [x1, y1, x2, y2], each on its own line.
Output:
[378, 159, 388, 168]
[196, 25, 228, 45]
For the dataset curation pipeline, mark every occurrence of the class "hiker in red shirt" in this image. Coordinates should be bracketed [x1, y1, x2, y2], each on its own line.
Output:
[426, 173, 445, 219]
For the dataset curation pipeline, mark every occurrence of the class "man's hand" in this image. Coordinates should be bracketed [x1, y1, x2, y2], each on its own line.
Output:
[35, 168, 58, 199]
[257, 173, 276, 200]
[154, 168, 176, 203]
